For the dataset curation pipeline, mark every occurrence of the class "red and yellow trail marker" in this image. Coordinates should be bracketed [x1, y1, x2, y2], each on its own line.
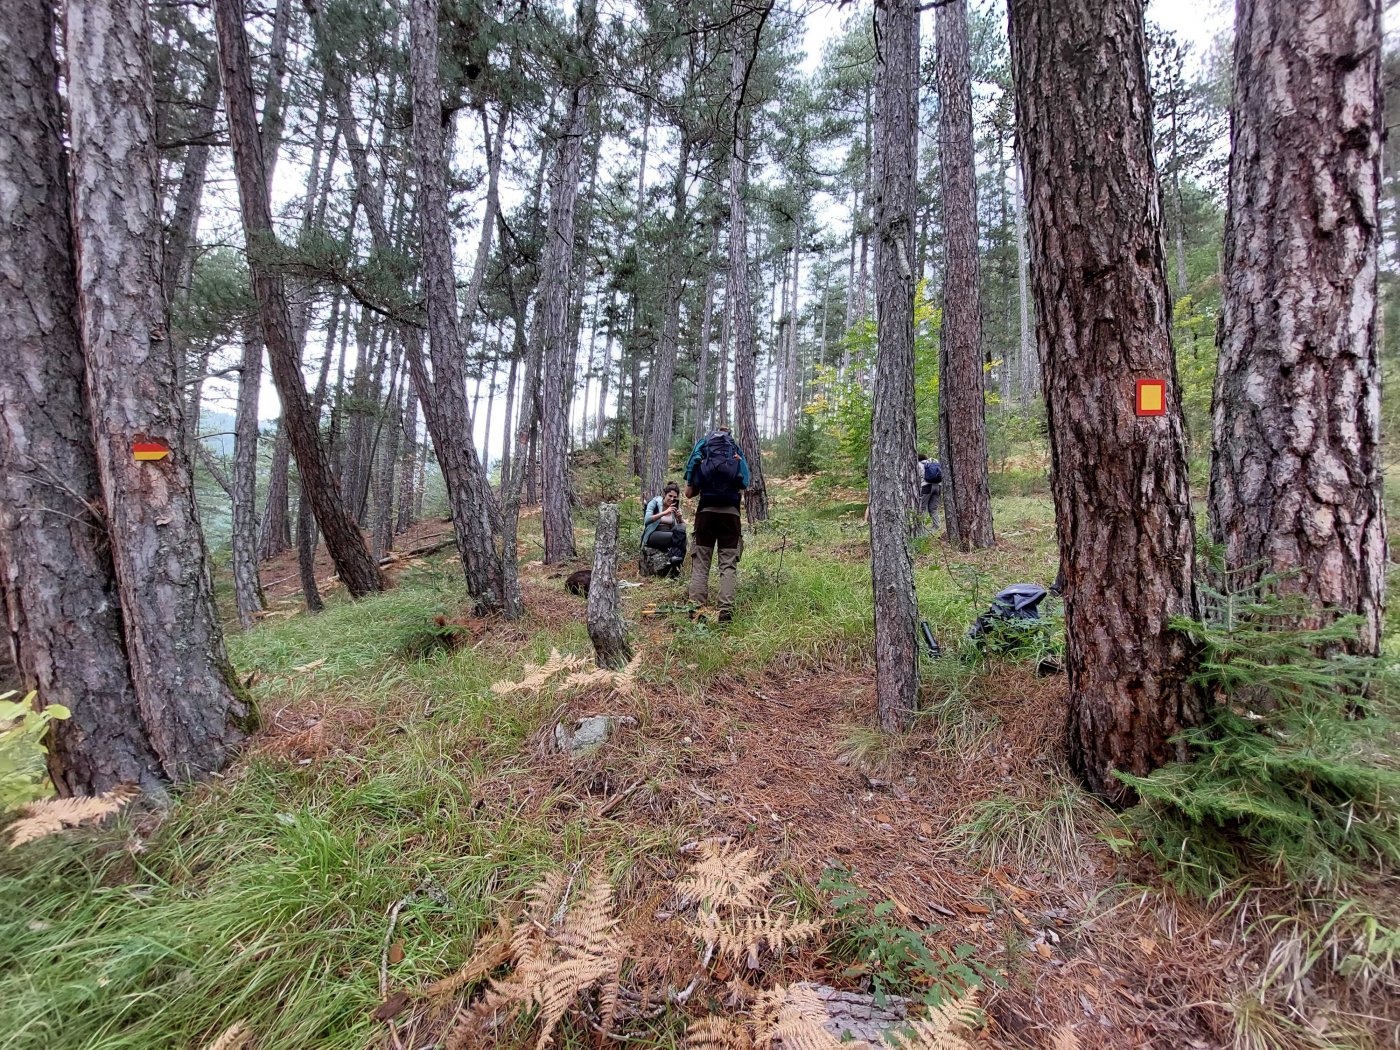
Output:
[132, 441, 170, 462]
[1135, 379, 1165, 416]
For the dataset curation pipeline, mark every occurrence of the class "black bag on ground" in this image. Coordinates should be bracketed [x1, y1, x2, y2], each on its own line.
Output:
[967, 584, 1048, 642]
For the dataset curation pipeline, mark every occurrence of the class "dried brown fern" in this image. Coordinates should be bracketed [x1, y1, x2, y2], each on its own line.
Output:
[423, 916, 514, 999]
[490, 650, 590, 696]
[674, 841, 773, 912]
[6, 787, 134, 847]
[1048, 1025, 1079, 1050]
[883, 991, 980, 1050]
[685, 1015, 754, 1050]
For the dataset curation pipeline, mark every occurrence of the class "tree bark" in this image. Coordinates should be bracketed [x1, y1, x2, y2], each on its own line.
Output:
[407, 0, 505, 609]
[1013, 147, 1036, 405]
[694, 221, 720, 442]
[214, 0, 385, 597]
[936, 0, 995, 551]
[728, 20, 769, 523]
[232, 322, 265, 627]
[0, 0, 167, 796]
[397, 386, 418, 534]
[65, 0, 251, 778]
[1010, 0, 1202, 804]
[645, 135, 694, 496]
[163, 63, 220, 299]
[258, 425, 292, 559]
[587, 504, 634, 670]
[869, 0, 920, 734]
[539, 77, 592, 562]
[1208, 0, 1386, 655]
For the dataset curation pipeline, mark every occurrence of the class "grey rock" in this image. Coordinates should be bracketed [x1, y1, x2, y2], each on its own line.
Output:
[554, 714, 638, 756]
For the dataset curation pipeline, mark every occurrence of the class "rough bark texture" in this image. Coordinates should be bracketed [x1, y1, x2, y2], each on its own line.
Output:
[232, 323, 265, 627]
[0, 0, 166, 795]
[1208, 0, 1386, 654]
[65, 0, 250, 778]
[214, 0, 384, 597]
[694, 223, 720, 442]
[540, 79, 591, 562]
[407, 0, 505, 610]
[258, 425, 292, 559]
[869, 0, 920, 733]
[586, 504, 634, 670]
[728, 24, 768, 523]
[1009, 0, 1201, 804]
[936, 0, 995, 551]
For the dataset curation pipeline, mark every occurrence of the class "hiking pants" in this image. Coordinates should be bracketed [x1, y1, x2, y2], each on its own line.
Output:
[689, 510, 742, 610]
[920, 485, 942, 529]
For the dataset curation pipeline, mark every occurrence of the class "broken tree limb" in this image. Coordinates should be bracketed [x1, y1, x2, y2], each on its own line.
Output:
[586, 503, 633, 670]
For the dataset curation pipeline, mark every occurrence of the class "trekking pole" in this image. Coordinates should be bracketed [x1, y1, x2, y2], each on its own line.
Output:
[920, 620, 942, 660]
[776, 533, 788, 584]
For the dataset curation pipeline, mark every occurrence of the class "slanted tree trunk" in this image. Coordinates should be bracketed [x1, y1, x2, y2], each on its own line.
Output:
[164, 63, 220, 299]
[539, 76, 592, 562]
[587, 504, 633, 669]
[1010, 0, 1202, 804]
[0, 0, 166, 796]
[214, 0, 384, 597]
[232, 322, 265, 627]
[65, 0, 251, 777]
[936, 0, 995, 551]
[407, 0, 505, 609]
[869, 0, 920, 734]
[728, 20, 769, 523]
[1208, 0, 1386, 655]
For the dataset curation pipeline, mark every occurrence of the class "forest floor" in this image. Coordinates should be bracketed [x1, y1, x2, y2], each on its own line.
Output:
[1, 476, 1391, 1050]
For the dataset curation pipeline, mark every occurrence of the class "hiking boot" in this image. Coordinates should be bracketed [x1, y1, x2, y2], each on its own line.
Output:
[717, 608, 732, 624]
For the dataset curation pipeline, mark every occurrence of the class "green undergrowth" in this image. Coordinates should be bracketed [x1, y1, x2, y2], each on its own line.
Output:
[0, 483, 1067, 1049]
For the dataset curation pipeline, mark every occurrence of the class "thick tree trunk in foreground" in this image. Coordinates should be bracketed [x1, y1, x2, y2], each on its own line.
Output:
[0, 0, 165, 795]
[869, 0, 920, 733]
[539, 79, 591, 562]
[587, 504, 633, 670]
[66, 0, 250, 778]
[232, 323, 265, 627]
[407, 0, 506, 610]
[936, 0, 994, 550]
[214, 0, 383, 598]
[728, 24, 768, 523]
[1209, 0, 1386, 655]
[1010, 0, 1201, 804]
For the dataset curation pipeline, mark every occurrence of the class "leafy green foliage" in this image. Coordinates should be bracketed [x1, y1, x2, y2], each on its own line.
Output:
[1121, 574, 1400, 896]
[0, 692, 69, 811]
[818, 867, 993, 1009]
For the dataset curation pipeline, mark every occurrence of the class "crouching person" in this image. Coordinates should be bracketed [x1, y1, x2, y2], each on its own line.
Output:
[684, 426, 749, 623]
[641, 481, 687, 577]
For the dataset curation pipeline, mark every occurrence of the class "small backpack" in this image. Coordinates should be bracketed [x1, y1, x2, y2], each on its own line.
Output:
[697, 432, 742, 500]
[922, 460, 942, 486]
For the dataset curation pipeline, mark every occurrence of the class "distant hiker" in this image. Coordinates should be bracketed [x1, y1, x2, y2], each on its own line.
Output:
[641, 481, 687, 577]
[684, 426, 750, 622]
[917, 453, 943, 529]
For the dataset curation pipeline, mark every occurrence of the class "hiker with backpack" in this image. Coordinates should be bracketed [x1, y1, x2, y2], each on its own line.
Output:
[684, 425, 750, 622]
[918, 453, 943, 529]
[640, 481, 687, 577]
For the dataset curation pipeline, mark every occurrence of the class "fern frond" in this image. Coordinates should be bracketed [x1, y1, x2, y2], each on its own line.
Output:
[675, 842, 773, 912]
[7, 788, 133, 847]
[424, 916, 514, 999]
[685, 1016, 754, 1050]
[884, 990, 979, 1050]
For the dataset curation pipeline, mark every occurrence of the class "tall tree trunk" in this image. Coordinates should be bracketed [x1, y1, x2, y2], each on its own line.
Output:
[728, 19, 769, 523]
[407, 0, 506, 608]
[501, 352, 519, 491]
[786, 224, 802, 433]
[164, 63, 220, 298]
[539, 78, 591, 561]
[694, 222, 720, 442]
[645, 135, 694, 496]
[1014, 146, 1036, 405]
[869, 0, 920, 733]
[232, 322, 265, 627]
[66, 0, 250, 776]
[214, 0, 385, 597]
[1010, 0, 1202, 804]
[936, 0, 995, 550]
[596, 291, 616, 442]
[397, 386, 418, 533]
[1208, 0, 1386, 655]
[0, 0, 166, 796]
[258, 426, 292, 559]
[587, 504, 633, 669]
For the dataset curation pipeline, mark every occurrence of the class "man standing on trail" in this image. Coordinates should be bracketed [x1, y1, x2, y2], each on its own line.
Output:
[684, 425, 750, 623]
[918, 452, 943, 530]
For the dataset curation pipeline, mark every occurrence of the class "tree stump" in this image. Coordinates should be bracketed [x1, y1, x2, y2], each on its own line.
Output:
[587, 504, 633, 670]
